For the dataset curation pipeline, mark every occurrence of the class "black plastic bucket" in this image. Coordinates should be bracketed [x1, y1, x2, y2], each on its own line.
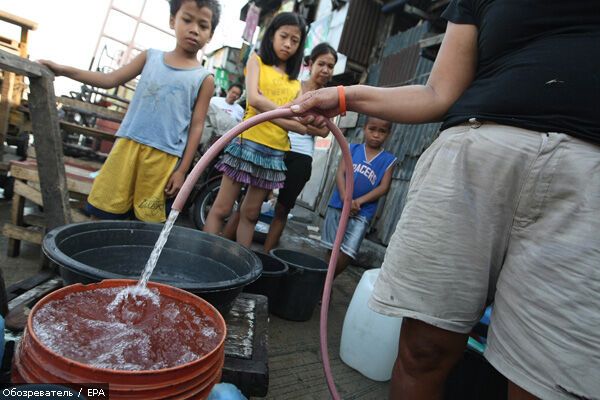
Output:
[42, 221, 262, 314]
[244, 251, 288, 309]
[269, 248, 328, 321]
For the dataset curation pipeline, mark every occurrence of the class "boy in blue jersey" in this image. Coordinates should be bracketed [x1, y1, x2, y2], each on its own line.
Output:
[321, 116, 397, 276]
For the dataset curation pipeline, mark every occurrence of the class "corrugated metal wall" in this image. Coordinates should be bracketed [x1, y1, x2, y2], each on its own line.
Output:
[378, 44, 420, 87]
[338, 0, 382, 66]
[317, 22, 442, 246]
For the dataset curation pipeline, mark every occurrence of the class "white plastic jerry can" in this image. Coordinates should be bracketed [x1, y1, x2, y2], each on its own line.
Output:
[339, 268, 403, 381]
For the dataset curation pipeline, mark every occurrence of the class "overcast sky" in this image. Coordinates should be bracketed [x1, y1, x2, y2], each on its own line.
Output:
[1, 0, 246, 95]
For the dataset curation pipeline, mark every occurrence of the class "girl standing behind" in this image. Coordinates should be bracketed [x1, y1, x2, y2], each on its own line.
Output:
[203, 12, 326, 247]
[264, 43, 338, 251]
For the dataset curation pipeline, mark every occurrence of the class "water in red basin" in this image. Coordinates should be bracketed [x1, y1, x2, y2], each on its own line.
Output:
[32, 286, 223, 371]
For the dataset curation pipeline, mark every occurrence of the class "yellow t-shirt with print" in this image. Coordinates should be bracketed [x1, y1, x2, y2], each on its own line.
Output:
[241, 55, 301, 151]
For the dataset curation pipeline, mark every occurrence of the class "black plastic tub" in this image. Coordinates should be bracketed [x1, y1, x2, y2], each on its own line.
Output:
[244, 251, 288, 309]
[269, 248, 328, 321]
[42, 221, 262, 314]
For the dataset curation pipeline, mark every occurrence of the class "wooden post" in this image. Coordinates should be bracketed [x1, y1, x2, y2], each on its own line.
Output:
[0, 11, 37, 161]
[0, 261, 9, 317]
[0, 49, 71, 229]
[0, 72, 14, 158]
[27, 70, 72, 229]
[7, 191, 26, 257]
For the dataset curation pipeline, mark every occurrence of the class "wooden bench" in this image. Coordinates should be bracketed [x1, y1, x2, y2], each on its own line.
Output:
[2, 159, 95, 257]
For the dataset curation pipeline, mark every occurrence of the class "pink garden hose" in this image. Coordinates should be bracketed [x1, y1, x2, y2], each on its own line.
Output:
[172, 108, 353, 400]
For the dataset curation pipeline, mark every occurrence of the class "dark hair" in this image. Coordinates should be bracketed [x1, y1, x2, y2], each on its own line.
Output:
[364, 115, 392, 130]
[169, 0, 221, 34]
[304, 42, 338, 66]
[259, 12, 307, 79]
[228, 82, 243, 92]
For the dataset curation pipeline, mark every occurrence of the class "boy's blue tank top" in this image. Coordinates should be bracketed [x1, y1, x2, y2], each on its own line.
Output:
[116, 49, 210, 157]
[329, 143, 397, 221]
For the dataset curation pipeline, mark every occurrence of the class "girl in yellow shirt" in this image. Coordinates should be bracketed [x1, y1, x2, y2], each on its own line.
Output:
[204, 12, 327, 247]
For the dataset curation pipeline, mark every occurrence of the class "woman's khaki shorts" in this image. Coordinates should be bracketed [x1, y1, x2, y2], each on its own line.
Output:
[369, 122, 600, 400]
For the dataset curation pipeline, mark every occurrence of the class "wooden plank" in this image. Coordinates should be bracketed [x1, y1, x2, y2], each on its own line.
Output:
[66, 176, 92, 195]
[60, 120, 117, 141]
[429, 0, 452, 12]
[7, 277, 62, 322]
[21, 210, 85, 226]
[7, 191, 26, 256]
[0, 49, 43, 78]
[0, 10, 38, 31]
[222, 293, 269, 397]
[27, 71, 72, 229]
[18, 107, 119, 139]
[24, 149, 103, 173]
[0, 37, 20, 54]
[23, 213, 45, 228]
[5, 271, 55, 302]
[14, 179, 42, 205]
[224, 297, 256, 359]
[71, 208, 90, 223]
[419, 33, 445, 48]
[0, 267, 8, 317]
[0, 71, 14, 158]
[2, 223, 43, 245]
[63, 156, 103, 171]
[9, 163, 39, 182]
[10, 161, 94, 195]
[58, 96, 125, 122]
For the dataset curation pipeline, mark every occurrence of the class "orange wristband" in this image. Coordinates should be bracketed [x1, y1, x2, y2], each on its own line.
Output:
[337, 85, 346, 116]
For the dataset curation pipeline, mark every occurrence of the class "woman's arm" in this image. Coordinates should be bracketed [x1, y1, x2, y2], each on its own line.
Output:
[291, 22, 478, 124]
[164, 75, 215, 197]
[38, 51, 148, 89]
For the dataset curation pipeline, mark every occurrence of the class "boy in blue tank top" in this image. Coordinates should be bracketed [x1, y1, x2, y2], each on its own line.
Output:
[321, 116, 397, 276]
[38, 0, 220, 222]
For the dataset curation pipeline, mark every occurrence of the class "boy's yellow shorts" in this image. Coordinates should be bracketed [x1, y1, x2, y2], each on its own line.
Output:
[86, 138, 178, 222]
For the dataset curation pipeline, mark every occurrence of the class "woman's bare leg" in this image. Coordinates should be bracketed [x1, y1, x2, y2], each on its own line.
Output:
[390, 318, 468, 400]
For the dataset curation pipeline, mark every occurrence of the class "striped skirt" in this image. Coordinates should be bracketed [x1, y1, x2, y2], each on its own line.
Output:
[216, 139, 286, 190]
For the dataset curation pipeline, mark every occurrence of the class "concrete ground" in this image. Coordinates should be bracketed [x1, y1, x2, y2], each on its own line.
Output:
[0, 186, 390, 399]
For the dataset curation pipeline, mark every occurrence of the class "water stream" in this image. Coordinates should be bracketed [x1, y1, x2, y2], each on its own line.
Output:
[108, 209, 180, 314]
[138, 210, 180, 289]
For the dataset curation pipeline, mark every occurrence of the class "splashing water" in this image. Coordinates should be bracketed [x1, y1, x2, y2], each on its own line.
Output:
[107, 285, 161, 324]
[138, 210, 180, 289]
[109, 210, 179, 314]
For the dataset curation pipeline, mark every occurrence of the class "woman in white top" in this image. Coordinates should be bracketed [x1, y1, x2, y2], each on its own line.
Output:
[264, 43, 338, 251]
